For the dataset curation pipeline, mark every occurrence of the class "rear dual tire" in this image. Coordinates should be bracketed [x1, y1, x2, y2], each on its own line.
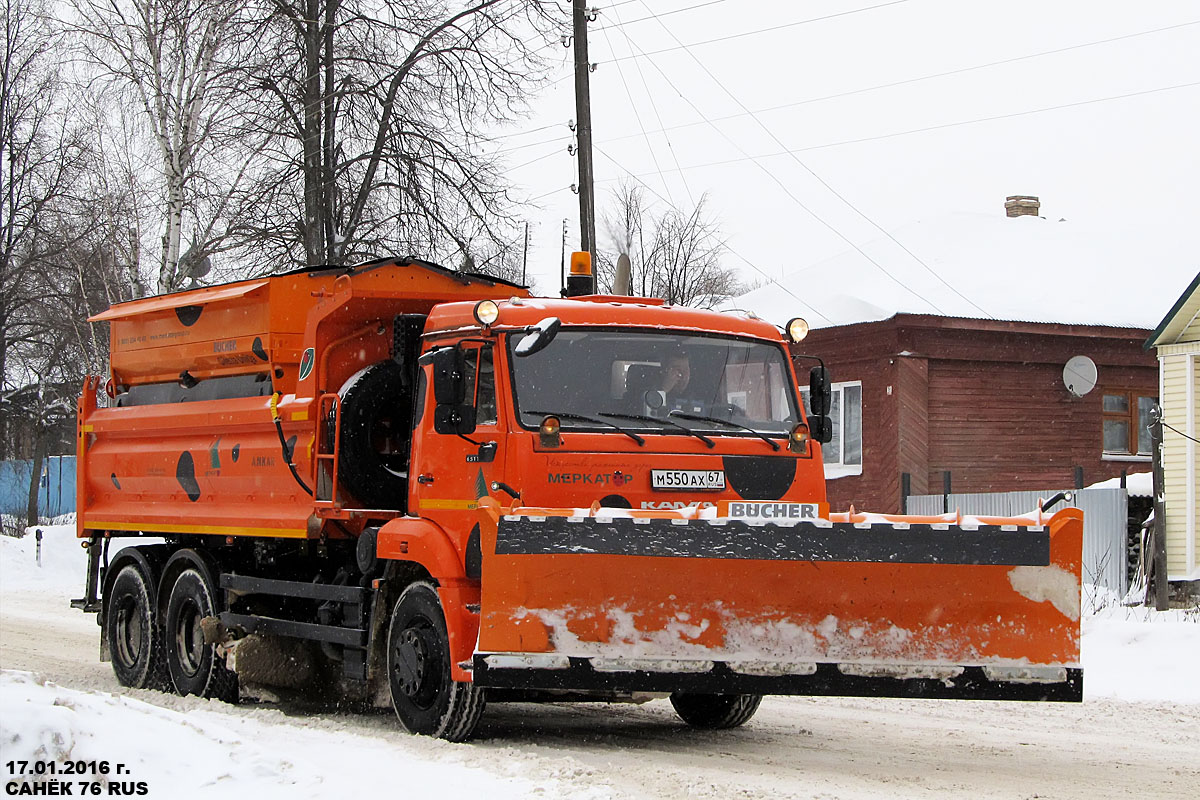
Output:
[106, 564, 167, 690]
[164, 567, 238, 702]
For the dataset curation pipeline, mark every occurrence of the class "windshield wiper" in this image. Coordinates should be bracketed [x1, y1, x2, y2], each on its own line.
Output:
[524, 410, 645, 446]
[598, 411, 716, 448]
[668, 411, 781, 451]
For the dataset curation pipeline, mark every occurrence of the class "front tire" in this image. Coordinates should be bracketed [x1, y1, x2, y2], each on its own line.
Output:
[105, 564, 166, 689]
[164, 567, 238, 702]
[387, 582, 485, 741]
[670, 692, 762, 729]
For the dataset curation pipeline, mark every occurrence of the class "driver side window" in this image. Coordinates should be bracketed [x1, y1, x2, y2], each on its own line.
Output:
[460, 345, 497, 427]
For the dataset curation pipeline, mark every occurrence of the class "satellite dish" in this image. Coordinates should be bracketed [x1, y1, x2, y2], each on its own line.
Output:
[1063, 355, 1098, 397]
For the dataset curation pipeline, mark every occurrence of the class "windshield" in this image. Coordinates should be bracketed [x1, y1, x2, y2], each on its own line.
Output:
[508, 328, 800, 435]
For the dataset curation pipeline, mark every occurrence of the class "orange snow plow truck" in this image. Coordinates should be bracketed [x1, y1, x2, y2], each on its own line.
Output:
[74, 255, 1083, 741]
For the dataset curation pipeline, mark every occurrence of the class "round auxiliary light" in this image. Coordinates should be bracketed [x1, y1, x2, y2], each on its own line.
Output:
[473, 299, 500, 327]
[786, 317, 810, 343]
[790, 422, 810, 448]
[539, 415, 561, 437]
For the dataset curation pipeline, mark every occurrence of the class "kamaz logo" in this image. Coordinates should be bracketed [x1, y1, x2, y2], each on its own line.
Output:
[641, 501, 715, 510]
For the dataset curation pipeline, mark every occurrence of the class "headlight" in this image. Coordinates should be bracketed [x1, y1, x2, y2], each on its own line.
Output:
[786, 317, 809, 343]
[473, 299, 500, 327]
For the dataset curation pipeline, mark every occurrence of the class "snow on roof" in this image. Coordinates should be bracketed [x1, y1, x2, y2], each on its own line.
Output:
[734, 213, 1199, 330]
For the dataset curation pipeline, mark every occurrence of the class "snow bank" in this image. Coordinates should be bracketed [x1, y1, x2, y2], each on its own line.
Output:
[0, 671, 613, 799]
[1080, 585, 1200, 703]
[1, 524, 89, 597]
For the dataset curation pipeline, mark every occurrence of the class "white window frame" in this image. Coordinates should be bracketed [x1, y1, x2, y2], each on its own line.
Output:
[801, 380, 863, 478]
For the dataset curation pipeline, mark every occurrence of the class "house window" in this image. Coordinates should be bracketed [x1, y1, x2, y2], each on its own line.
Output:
[1102, 391, 1156, 456]
[801, 381, 862, 467]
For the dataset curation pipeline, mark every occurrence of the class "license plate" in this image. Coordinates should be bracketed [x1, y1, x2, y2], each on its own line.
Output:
[651, 469, 726, 491]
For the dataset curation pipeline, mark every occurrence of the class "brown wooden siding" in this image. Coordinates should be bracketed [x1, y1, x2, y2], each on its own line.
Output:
[797, 315, 1158, 513]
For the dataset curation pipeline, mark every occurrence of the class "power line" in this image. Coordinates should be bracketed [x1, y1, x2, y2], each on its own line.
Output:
[1163, 421, 1200, 446]
[614, 78, 1200, 174]
[606, 0, 913, 64]
[617, 13, 962, 315]
[592, 143, 834, 326]
[594, 0, 730, 32]
[596, 18, 1200, 148]
[599, 13, 676, 205]
[602, 2, 696, 207]
[632, 1, 997, 317]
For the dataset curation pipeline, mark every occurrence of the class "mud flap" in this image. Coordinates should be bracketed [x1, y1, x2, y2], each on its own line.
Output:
[473, 506, 1083, 702]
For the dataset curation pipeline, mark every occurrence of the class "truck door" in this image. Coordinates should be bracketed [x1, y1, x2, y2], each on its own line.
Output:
[410, 343, 506, 566]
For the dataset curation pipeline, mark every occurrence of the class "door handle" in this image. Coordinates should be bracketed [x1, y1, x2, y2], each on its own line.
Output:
[417, 474, 434, 485]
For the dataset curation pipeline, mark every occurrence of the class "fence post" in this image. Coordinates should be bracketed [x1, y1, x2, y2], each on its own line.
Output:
[942, 471, 952, 514]
[900, 472, 911, 514]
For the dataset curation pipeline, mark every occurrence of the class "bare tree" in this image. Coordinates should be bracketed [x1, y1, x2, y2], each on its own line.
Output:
[463, 226, 536, 291]
[1, 0, 91, 461]
[598, 183, 740, 308]
[235, 0, 556, 270]
[70, 0, 261, 294]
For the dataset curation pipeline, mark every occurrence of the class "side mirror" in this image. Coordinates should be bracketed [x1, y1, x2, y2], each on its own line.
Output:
[809, 415, 834, 444]
[430, 347, 466, 405]
[434, 404, 477, 436]
[514, 317, 561, 357]
[808, 366, 832, 417]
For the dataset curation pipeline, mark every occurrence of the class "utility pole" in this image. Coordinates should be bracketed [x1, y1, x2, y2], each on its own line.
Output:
[560, 219, 568, 293]
[1151, 408, 1169, 610]
[572, 0, 597, 255]
[521, 222, 529, 285]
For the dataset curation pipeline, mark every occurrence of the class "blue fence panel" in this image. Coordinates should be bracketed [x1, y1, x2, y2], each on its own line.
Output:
[0, 456, 76, 518]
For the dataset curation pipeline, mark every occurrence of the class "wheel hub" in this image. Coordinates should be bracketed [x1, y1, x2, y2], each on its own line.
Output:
[393, 625, 439, 701]
[114, 600, 143, 666]
[174, 599, 204, 677]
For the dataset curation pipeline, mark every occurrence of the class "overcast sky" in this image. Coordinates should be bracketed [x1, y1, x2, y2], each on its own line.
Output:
[488, 0, 1200, 298]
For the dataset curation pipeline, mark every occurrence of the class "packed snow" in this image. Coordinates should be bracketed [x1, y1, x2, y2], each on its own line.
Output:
[1, 523, 1197, 798]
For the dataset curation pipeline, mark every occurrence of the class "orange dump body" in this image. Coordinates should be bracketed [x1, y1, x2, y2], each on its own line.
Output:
[78, 260, 527, 541]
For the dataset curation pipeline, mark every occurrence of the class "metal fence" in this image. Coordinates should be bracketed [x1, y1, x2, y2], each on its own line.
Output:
[907, 487, 1128, 595]
[0, 456, 77, 519]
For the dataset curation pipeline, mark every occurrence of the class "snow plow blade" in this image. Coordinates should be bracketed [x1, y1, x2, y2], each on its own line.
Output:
[473, 503, 1083, 702]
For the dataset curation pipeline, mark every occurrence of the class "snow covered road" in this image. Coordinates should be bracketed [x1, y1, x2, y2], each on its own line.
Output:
[3, 527, 1199, 798]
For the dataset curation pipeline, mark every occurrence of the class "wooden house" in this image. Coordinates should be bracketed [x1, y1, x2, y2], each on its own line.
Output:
[735, 201, 1186, 515]
[1146, 272, 1200, 582]
[795, 314, 1158, 513]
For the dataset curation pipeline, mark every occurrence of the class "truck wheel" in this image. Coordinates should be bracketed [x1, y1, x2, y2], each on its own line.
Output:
[106, 564, 166, 689]
[164, 568, 238, 702]
[669, 692, 762, 729]
[387, 582, 485, 741]
[338, 361, 410, 509]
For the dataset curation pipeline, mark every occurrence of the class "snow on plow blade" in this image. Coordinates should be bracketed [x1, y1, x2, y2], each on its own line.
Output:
[474, 504, 1083, 702]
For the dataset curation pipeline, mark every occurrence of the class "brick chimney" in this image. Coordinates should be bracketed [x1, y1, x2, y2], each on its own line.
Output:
[1005, 195, 1040, 217]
